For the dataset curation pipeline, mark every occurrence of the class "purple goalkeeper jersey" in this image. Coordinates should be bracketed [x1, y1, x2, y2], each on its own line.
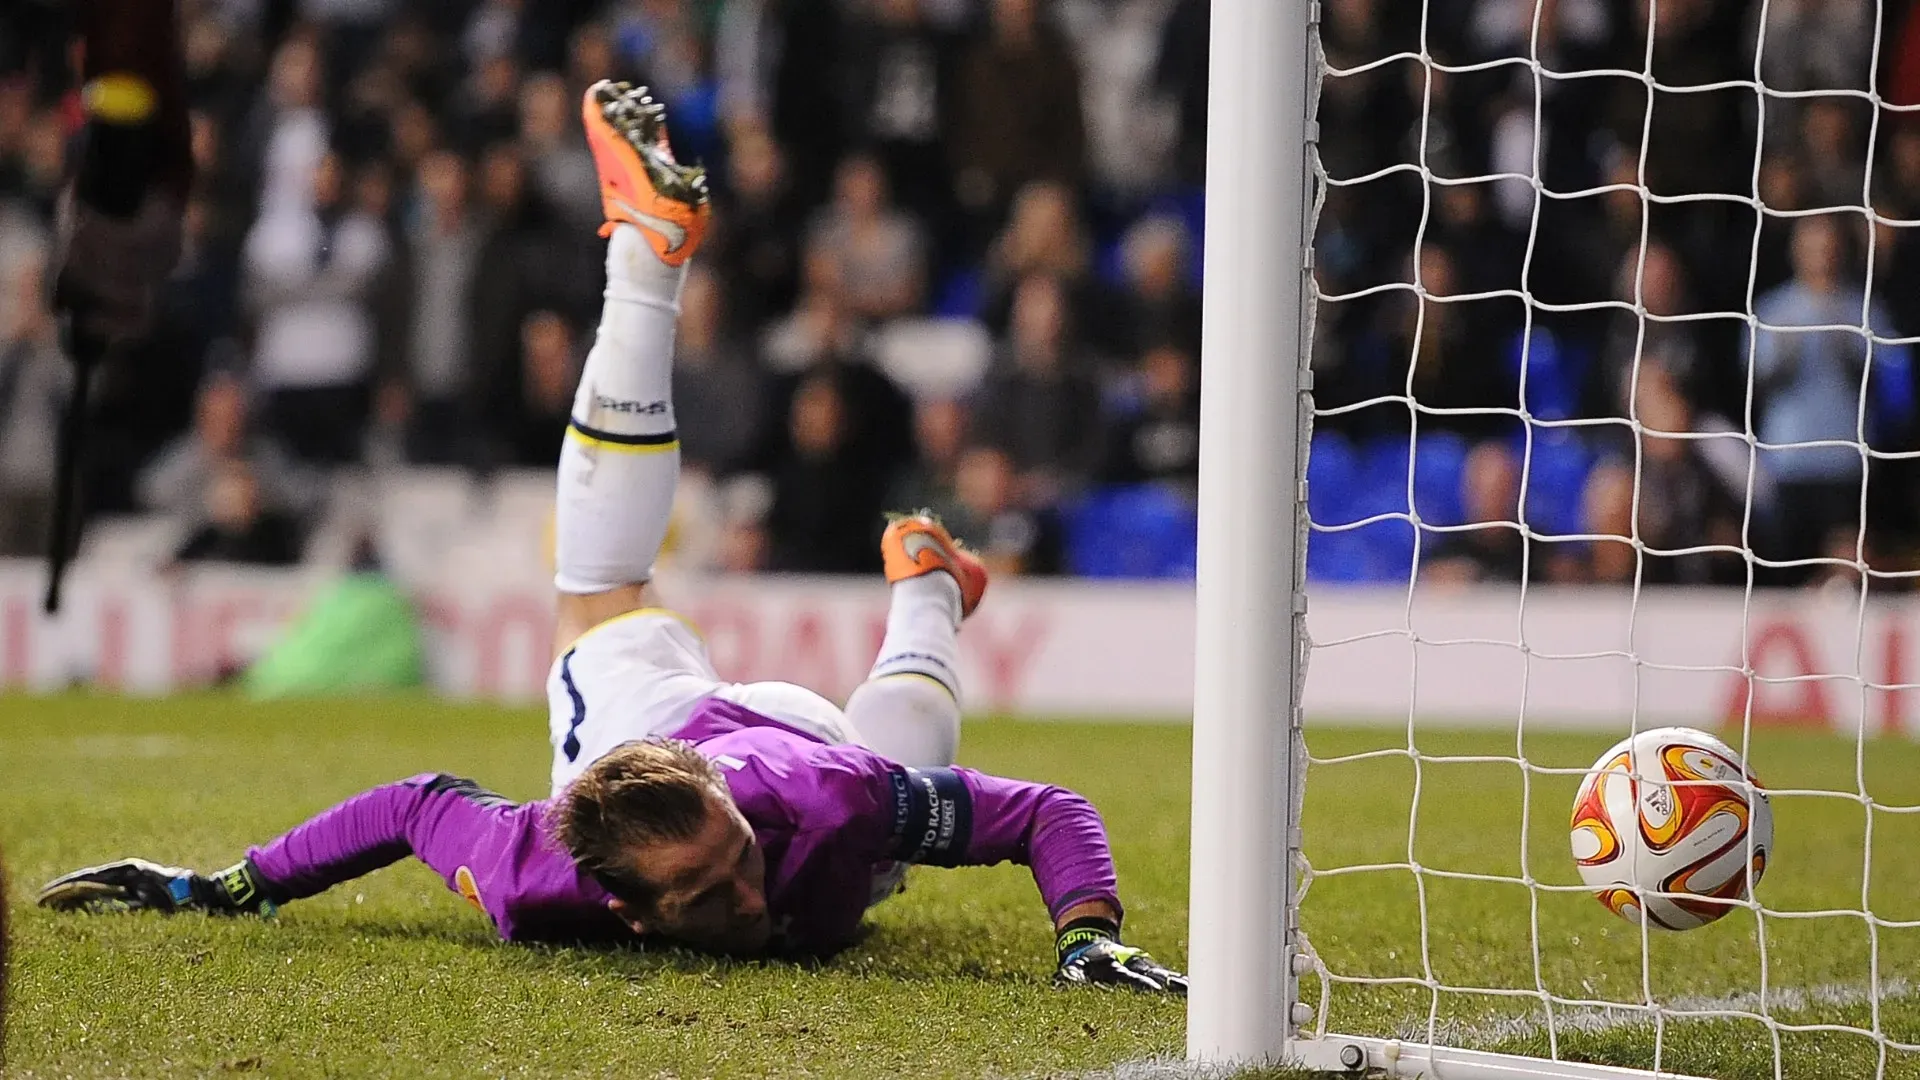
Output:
[247, 698, 1120, 953]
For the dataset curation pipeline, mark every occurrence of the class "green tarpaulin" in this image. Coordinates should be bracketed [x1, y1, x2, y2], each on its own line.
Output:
[243, 574, 426, 698]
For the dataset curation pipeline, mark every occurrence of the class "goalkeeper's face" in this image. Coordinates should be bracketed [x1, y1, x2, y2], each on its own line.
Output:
[616, 797, 771, 954]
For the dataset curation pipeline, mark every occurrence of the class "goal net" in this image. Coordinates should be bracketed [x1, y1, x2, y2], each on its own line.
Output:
[1193, 0, 1920, 1077]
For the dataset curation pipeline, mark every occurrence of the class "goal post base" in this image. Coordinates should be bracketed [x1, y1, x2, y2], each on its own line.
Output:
[1288, 1034, 1717, 1080]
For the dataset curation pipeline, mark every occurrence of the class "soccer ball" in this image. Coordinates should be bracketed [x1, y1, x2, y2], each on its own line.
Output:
[1568, 727, 1772, 931]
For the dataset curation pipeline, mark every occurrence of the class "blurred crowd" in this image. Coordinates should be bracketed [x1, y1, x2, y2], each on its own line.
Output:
[1313, 0, 1920, 589]
[1, 0, 1918, 587]
[0, 0, 1208, 578]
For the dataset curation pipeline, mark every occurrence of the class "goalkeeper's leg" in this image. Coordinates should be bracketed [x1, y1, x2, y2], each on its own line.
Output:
[552, 81, 710, 653]
[843, 514, 989, 769]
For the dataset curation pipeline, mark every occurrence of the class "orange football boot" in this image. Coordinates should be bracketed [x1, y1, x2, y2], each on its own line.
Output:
[880, 512, 989, 619]
[581, 80, 710, 264]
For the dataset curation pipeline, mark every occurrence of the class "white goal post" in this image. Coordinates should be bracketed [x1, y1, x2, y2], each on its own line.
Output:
[1179, 1, 1676, 1072]
[1188, 0, 1917, 1077]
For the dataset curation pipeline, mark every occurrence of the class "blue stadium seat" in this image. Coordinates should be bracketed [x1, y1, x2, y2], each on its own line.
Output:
[1506, 327, 1591, 423]
[932, 267, 985, 319]
[1355, 433, 1469, 525]
[664, 81, 721, 165]
[1163, 187, 1207, 284]
[1066, 485, 1199, 579]
[1306, 526, 1374, 582]
[1306, 433, 1362, 527]
[1355, 437, 1414, 521]
[1358, 517, 1418, 581]
[1094, 235, 1128, 287]
[1519, 430, 1594, 537]
[1411, 431, 1469, 527]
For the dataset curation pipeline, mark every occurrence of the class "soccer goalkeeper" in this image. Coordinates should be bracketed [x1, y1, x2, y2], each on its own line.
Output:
[39, 84, 1184, 995]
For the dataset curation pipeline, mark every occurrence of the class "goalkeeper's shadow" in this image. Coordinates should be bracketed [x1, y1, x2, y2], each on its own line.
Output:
[335, 918, 1043, 986]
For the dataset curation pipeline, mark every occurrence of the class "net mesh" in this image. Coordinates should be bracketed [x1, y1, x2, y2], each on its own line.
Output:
[1293, 1, 1920, 1075]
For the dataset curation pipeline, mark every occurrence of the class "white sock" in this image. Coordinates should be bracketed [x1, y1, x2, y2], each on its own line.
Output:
[844, 573, 964, 768]
[554, 225, 688, 594]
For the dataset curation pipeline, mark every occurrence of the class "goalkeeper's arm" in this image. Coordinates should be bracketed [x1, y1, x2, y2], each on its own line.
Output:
[896, 765, 1187, 994]
[36, 775, 627, 943]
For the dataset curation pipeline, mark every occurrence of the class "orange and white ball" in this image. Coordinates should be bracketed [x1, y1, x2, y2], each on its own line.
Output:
[1569, 727, 1772, 931]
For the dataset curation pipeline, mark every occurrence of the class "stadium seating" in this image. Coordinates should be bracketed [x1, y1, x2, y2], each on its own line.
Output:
[1506, 326, 1590, 423]
[931, 267, 985, 319]
[1065, 484, 1198, 579]
[1517, 428, 1594, 538]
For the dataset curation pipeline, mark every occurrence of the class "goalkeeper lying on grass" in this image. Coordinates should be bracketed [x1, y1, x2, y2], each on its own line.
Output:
[39, 82, 1182, 995]
[38, 690, 1180, 992]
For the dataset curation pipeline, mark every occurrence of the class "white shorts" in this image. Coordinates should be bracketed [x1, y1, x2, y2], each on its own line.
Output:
[545, 608, 862, 797]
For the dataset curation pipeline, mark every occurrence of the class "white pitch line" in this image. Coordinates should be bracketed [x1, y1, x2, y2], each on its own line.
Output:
[1393, 977, 1916, 1047]
[1065, 1056, 1280, 1080]
[1068, 982, 1916, 1080]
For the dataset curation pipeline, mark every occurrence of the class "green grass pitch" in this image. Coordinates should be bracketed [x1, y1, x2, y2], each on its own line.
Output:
[1, 694, 1917, 1078]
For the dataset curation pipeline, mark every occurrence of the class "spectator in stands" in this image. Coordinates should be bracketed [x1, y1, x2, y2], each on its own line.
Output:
[707, 123, 803, 338]
[352, 157, 397, 225]
[3, 108, 66, 222]
[1584, 362, 1752, 586]
[180, 14, 250, 119]
[519, 72, 600, 231]
[467, 141, 601, 436]
[673, 268, 765, 474]
[611, 0, 707, 104]
[712, 476, 774, 575]
[242, 149, 393, 465]
[454, 54, 523, 155]
[948, 0, 1087, 236]
[970, 273, 1103, 510]
[463, 0, 525, 69]
[949, 443, 1063, 577]
[840, 0, 960, 241]
[1809, 522, 1869, 596]
[1430, 180, 1524, 301]
[500, 310, 578, 467]
[1753, 0, 1876, 144]
[381, 14, 458, 106]
[386, 99, 443, 181]
[566, 21, 625, 100]
[1749, 214, 1914, 578]
[1154, 0, 1208, 185]
[763, 372, 890, 573]
[0, 231, 65, 557]
[1608, 0, 1753, 199]
[1098, 342, 1200, 502]
[1323, 246, 1516, 441]
[760, 251, 867, 373]
[1088, 214, 1201, 361]
[979, 181, 1091, 330]
[805, 153, 927, 321]
[1800, 98, 1867, 210]
[889, 397, 972, 526]
[231, 32, 330, 222]
[139, 372, 316, 533]
[1872, 124, 1920, 344]
[384, 150, 486, 465]
[1587, 242, 1703, 418]
[1423, 443, 1524, 586]
[171, 459, 307, 567]
[752, 260, 919, 568]
[1749, 155, 1813, 300]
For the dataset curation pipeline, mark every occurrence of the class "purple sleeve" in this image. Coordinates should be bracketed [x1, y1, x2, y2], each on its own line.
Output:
[246, 774, 619, 941]
[951, 768, 1123, 925]
[246, 774, 448, 900]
